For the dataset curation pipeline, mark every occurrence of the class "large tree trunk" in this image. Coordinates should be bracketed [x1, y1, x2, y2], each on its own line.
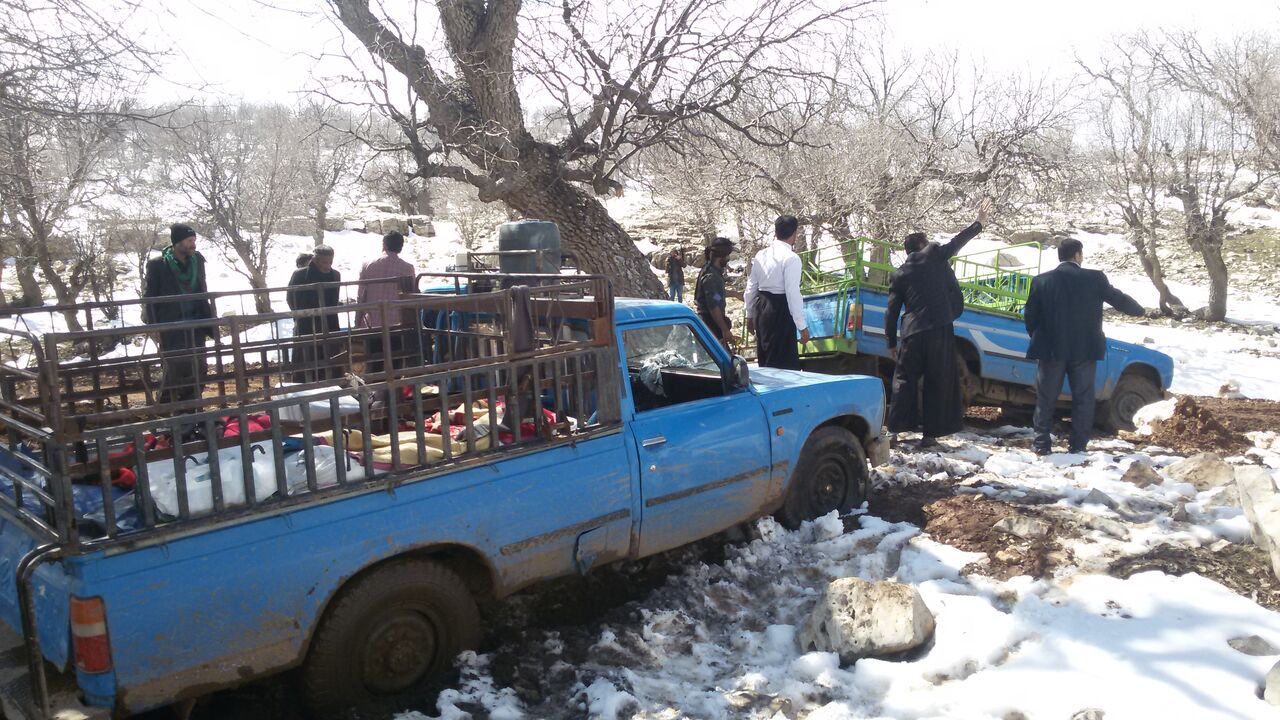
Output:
[1200, 244, 1229, 322]
[313, 202, 327, 244]
[505, 175, 664, 299]
[1129, 233, 1187, 317]
[13, 256, 43, 307]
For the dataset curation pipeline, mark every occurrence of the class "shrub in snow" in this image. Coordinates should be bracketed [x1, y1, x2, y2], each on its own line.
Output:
[798, 578, 935, 664]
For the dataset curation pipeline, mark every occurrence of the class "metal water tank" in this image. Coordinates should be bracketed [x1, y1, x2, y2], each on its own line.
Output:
[497, 220, 561, 274]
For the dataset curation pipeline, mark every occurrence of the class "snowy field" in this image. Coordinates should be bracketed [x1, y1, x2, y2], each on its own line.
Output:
[395, 430, 1280, 720]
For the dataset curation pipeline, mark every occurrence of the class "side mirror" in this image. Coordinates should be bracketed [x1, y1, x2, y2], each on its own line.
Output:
[730, 355, 750, 390]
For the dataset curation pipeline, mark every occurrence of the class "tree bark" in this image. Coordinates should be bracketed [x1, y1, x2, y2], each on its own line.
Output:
[1129, 232, 1186, 316]
[13, 257, 42, 307]
[313, 202, 327, 244]
[1200, 243, 1230, 322]
[504, 172, 664, 298]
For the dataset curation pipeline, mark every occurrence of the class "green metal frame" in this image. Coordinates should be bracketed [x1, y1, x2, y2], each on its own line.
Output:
[800, 236, 1041, 318]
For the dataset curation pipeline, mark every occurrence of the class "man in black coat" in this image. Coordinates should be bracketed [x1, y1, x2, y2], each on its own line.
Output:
[1024, 238, 1145, 454]
[287, 244, 343, 382]
[143, 224, 214, 404]
[885, 198, 991, 445]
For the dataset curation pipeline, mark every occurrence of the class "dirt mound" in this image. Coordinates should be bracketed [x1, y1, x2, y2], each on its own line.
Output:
[922, 493, 1073, 580]
[867, 479, 958, 527]
[1109, 543, 1280, 611]
[1137, 396, 1249, 455]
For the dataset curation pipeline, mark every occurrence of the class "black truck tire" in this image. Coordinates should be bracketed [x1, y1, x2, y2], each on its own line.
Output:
[777, 426, 868, 529]
[302, 558, 480, 720]
[1100, 371, 1162, 432]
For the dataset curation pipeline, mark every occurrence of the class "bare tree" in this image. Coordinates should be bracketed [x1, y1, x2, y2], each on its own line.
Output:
[438, 181, 505, 251]
[0, 96, 125, 328]
[1080, 46, 1188, 316]
[327, 0, 872, 298]
[172, 105, 302, 313]
[297, 101, 361, 242]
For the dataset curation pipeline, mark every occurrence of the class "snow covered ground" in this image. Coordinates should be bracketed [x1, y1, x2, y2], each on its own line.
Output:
[395, 431, 1280, 720]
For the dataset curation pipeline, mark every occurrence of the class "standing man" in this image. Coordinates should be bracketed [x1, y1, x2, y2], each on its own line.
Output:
[287, 245, 342, 382]
[1025, 239, 1144, 455]
[665, 249, 686, 303]
[143, 223, 215, 405]
[885, 198, 992, 446]
[356, 231, 418, 374]
[745, 215, 809, 370]
[694, 237, 735, 351]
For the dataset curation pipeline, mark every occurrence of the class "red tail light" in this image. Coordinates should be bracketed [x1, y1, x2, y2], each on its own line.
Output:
[70, 596, 113, 673]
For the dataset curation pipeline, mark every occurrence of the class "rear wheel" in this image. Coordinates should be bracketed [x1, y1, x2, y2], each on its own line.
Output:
[302, 559, 480, 720]
[1100, 371, 1162, 432]
[777, 427, 868, 529]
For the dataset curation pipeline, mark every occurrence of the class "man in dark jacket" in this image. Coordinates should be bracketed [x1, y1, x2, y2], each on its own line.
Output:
[143, 223, 215, 404]
[694, 237, 735, 350]
[1025, 239, 1145, 454]
[665, 250, 686, 303]
[287, 244, 343, 382]
[885, 198, 992, 445]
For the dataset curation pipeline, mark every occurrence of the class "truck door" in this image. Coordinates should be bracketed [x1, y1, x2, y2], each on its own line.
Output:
[620, 321, 772, 557]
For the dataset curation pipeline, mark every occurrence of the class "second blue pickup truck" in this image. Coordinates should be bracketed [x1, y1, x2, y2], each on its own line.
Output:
[798, 236, 1174, 431]
[0, 273, 886, 719]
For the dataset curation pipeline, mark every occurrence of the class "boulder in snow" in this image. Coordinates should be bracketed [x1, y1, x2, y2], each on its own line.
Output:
[798, 578, 935, 664]
[1082, 488, 1119, 510]
[1165, 453, 1234, 491]
[992, 515, 1050, 540]
[1070, 710, 1106, 720]
[1267, 659, 1280, 705]
[1120, 461, 1162, 488]
[1228, 635, 1279, 657]
[1236, 465, 1280, 582]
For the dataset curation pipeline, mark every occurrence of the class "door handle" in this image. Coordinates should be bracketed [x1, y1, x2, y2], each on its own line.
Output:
[642, 435, 667, 448]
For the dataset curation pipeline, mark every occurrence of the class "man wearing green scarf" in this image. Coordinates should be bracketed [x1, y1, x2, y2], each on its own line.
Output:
[143, 224, 215, 404]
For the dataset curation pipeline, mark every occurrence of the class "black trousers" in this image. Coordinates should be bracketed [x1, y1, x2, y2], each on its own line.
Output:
[1033, 359, 1096, 452]
[887, 325, 963, 438]
[753, 291, 801, 370]
[157, 328, 208, 405]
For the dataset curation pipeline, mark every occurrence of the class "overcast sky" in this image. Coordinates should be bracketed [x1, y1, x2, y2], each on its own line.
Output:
[138, 0, 1280, 104]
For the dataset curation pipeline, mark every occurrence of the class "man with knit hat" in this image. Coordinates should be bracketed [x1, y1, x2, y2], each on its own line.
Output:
[143, 223, 214, 404]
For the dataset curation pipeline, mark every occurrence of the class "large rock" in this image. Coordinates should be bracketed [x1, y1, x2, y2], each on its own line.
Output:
[1268, 659, 1280, 705]
[1166, 453, 1234, 491]
[992, 515, 1049, 540]
[798, 578, 935, 664]
[1237, 465, 1280, 581]
[1121, 461, 1162, 488]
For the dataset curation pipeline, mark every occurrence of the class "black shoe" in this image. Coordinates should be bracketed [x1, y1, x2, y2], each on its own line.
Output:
[1068, 445, 1087, 455]
[1033, 446, 1052, 456]
[919, 437, 940, 449]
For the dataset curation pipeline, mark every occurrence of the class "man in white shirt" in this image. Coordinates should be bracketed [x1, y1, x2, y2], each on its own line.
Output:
[745, 215, 810, 369]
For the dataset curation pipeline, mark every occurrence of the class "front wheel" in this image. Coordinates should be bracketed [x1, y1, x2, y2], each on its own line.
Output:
[302, 559, 481, 720]
[1100, 372, 1162, 432]
[777, 427, 868, 529]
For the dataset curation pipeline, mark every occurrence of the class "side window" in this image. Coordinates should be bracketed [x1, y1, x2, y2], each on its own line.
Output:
[623, 323, 725, 412]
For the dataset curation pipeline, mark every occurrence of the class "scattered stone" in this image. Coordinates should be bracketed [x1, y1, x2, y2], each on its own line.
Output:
[1170, 502, 1191, 522]
[1166, 453, 1235, 491]
[798, 578, 936, 663]
[1236, 465, 1280, 581]
[1203, 485, 1241, 510]
[1080, 515, 1130, 540]
[1082, 488, 1119, 510]
[1121, 461, 1162, 488]
[992, 515, 1050, 540]
[994, 549, 1021, 564]
[1229, 635, 1280, 656]
[1071, 709, 1106, 720]
[1267, 660, 1280, 705]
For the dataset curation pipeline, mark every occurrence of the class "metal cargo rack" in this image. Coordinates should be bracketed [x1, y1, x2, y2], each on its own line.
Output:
[0, 273, 620, 553]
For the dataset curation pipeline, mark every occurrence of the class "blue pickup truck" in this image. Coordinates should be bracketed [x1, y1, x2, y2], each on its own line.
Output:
[0, 273, 885, 719]
[798, 237, 1174, 431]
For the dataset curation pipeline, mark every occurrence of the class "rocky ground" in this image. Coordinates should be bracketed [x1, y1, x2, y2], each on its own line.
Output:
[171, 395, 1280, 720]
